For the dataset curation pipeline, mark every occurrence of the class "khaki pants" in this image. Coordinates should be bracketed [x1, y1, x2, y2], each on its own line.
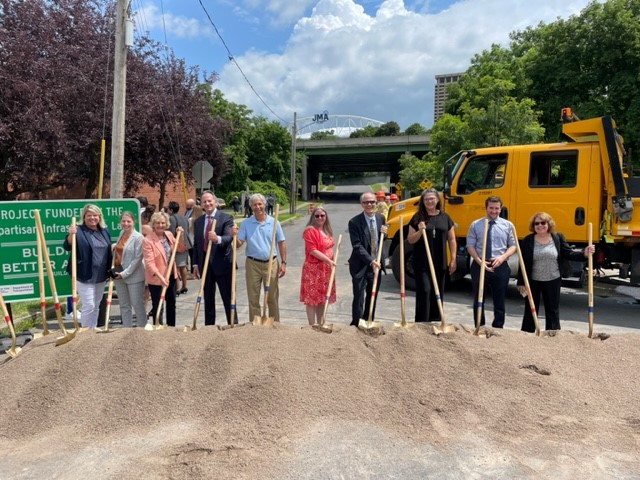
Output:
[245, 257, 279, 322]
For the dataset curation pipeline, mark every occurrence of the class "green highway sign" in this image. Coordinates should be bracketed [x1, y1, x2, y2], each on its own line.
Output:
[0, 199, 139, 303]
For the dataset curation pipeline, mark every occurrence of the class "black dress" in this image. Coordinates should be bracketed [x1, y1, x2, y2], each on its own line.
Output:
[409, 211, 454, 322]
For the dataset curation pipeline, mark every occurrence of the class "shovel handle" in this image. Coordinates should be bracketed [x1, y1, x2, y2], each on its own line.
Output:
[421, 228, 446, 325]
[36, 215, 49, 335]
[192, 220, 216, 330]
[366, 228, 386, 325]
[320, 234, 342, 326]
[34, 210, 66, 334]
[154, 229, 182, 327]
[512, 224, 539, 336]
[230, 227, 237, 327]
[474, 218, 489, 335]
[587, 222, 594, 338]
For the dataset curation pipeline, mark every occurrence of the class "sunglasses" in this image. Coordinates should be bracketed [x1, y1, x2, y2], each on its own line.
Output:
[534, 221, 547, 226]
[362, 200, 376, 205]
[314, 214, 326, 218]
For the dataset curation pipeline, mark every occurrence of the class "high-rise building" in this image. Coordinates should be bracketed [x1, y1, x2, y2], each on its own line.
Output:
[434, 72, 464, 122]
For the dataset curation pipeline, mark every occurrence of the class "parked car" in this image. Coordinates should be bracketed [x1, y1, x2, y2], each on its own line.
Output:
[216, 197, 226, 208]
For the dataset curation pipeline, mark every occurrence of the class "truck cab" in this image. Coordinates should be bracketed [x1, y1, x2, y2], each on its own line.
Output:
[385, 114, 640, 289]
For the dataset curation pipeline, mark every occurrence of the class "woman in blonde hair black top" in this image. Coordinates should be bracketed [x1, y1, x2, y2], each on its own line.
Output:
[517, 212, 594, 332]
[63, 204, 112, 329]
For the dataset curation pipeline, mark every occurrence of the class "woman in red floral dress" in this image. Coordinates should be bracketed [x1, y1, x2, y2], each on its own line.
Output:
[300, 206, 336, 325]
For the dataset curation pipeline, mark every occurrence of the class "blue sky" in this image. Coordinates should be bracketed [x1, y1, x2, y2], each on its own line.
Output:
[131, 0, 598, 131]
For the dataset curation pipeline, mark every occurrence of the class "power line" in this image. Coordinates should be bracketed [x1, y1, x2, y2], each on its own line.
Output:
[196, 0, 288, 124]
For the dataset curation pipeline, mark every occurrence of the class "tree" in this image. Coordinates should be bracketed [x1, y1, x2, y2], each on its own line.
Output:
[0, 0, 113, 199]
[511, 0, 640, 156]
[124, 48, 229, 206]
[375, 121, 401, 137]
[0, 0, 229, 201]
[403, 123, 427, 135]
[310, 130, 338, 140]
[350, 125, 378, 138]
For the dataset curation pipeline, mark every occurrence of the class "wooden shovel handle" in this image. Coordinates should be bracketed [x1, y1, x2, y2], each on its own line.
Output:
[474, 218, 489, 335]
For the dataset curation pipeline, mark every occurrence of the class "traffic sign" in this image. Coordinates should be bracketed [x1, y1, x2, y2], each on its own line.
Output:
[419, 179, 432, 189]
[0, 199, 139, 302]
[192, 160, 213, 189]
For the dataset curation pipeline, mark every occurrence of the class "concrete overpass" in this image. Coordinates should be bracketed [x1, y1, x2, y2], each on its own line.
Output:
[296, 135, 430, 200]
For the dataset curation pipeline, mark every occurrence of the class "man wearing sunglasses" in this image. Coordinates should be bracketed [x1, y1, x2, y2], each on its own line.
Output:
[466, 195, 516, 329]
[348, 192, 388, 326]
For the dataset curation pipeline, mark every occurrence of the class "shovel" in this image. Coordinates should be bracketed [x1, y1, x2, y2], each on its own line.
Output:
[96, 258, 117, 334]
[358, 229, 385, 331]
[512, 224, 540, 336]
[35, 219, 50, 336]
[185, 219, 216, 332]
[1, 291, 22, 358]
[314, 234, 342, 333]
[68, 217, 81, 334]
[34, 210, 74, 345]
[587, 222, 594, 338]
[147, 229, 182, 331]
[421, 227, 454, 334]
[393, 217, 413, 328]
[229, 226, 238, 328]
[473, 218, 489, 336]
[254, 204, 279, 326]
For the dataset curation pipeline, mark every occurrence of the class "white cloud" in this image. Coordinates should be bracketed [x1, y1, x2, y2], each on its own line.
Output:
[216, 0, 598, 129]
[135, 3, 211, 39]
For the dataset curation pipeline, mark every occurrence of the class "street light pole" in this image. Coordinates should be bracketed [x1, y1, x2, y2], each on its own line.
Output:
[109, 0, 129, 199]
[290, 112, 297, 214]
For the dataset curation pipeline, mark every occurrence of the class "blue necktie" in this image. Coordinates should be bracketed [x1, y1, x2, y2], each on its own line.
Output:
[486, 220, 495, 259]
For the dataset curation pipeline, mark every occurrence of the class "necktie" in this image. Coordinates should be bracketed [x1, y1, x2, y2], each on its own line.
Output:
[369, 218, 377, 255]
[486, 220, 495, 259]
[203, 215, 212, 251]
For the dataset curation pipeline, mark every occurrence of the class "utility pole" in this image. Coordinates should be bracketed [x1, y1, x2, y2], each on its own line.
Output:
[110, 0, 129, 199]
[290, 112, 297, 214]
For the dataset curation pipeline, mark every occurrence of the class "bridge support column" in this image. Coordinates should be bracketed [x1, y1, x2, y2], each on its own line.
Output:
[301, 155, 309, 201]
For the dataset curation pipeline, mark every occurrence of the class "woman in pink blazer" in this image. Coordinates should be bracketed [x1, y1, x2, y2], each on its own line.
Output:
[142, 211, 185, 327]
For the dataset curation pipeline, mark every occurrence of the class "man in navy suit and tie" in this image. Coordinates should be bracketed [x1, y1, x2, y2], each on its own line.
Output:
[192, 191, 237, 325]
[348, 192, 388, 326]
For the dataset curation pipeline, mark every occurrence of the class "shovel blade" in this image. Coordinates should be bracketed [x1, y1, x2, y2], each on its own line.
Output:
[5, 346, 22, 358]
[393, 320, 415, 328]
[312, 323, 333, 333]
[54, 332, 75, 346]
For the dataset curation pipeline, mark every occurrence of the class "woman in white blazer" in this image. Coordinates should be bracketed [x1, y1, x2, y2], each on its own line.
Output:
[112, 211, 146, 327]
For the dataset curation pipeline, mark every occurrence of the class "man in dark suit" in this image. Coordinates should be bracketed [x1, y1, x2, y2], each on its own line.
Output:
[192, 191, 237, 325]
[348, 192, 388, 326]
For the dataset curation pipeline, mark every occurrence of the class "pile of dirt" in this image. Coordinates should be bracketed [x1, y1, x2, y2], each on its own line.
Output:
[1, 324, 639, 479]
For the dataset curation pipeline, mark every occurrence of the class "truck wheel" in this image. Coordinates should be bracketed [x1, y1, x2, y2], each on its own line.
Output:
[391, 240, 416, 291]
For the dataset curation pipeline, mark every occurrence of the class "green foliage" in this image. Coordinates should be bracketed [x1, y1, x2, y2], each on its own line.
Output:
[398, 153, 444, 194]
[310, 130, 338, 140]
[349, 125, 379, 138]
[206, 89, 293, 196]
[247, 180, 288, 206]
[510, 0, 640, 157]
[375, 121, 401, 137]
[404, 123, 428, 135]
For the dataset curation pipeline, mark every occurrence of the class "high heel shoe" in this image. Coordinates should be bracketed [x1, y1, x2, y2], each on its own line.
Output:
[179, 287, 188, 295]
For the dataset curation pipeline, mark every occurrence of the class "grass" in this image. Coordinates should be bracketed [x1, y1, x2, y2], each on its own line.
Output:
[1, 300, 48, 335]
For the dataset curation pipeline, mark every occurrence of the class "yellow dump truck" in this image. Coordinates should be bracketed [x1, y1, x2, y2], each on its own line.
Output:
[385, 111, 640, 290]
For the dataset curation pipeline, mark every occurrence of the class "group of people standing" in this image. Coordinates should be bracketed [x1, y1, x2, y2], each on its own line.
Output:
[63, 189, 593, 332]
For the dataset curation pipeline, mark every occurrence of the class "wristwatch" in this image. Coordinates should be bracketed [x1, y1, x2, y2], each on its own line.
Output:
[281, 260, 287, 265]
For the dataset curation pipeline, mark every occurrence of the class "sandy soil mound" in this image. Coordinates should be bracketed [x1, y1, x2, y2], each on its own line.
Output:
[1, 324, 639, 479]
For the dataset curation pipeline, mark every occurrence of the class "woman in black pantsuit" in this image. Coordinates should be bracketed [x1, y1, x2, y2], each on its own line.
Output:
[517, 212, 594, 332]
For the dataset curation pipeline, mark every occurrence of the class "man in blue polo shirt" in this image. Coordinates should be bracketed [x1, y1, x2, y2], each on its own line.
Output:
[236, 193, 287, 322]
